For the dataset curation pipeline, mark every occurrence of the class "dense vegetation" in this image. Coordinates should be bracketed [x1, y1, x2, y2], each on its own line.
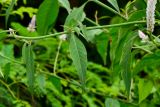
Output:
[0, 0, 160, 107]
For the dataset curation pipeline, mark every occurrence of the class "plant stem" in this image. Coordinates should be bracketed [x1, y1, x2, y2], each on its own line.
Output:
[0, 79, 16, 99]
[10, 20, 147, 40]
[91, 0, 127, 20]
[53, 40, 63, 75]
[87, 20, 146, 30]
[39, 70, 81, 87]
[13, 31, 68, 40]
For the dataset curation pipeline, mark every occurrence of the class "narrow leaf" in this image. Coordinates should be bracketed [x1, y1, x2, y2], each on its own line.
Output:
[120, 33, 137, 97]
[69, 34, 87, 89]
[5, 0, 16, 28]
[95, 32, 109, 65]
[64, 4, 86, 31]
[22, 43, 35, 92]
[37, 0, 59, 35]
[58, 0, 71, 13]
[108, 0, 120, 12]
[138, 79, 153, 103]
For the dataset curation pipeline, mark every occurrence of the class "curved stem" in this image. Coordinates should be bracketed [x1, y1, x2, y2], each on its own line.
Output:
[53, 40, 63, 75]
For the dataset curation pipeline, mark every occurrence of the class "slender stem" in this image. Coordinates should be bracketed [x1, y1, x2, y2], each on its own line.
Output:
[13, 31, 68, 40]
[53, 40, 63, 75]
[132, 44, 153, 54]
[91, 0, 127, 20]
[10, 20, 147, 40]
[39, 70, 81, 87]
[87, 20, 146, 30]
[0, 53, 22, 64]
[85, 17, 99, 26]
[0, 79, 16, 99]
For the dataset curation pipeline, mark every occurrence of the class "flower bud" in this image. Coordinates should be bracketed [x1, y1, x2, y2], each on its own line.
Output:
[146, 0, 157, 32]
[27, 15, 36, 32]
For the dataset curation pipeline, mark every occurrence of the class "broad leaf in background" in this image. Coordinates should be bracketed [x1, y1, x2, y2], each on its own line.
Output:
[37, 0, 59, 35]
[64, 4, 86, 31]
[133, 51, 160, 76]
[95, 32, 109, 65]
[108, 0, 120, 12]
[58, 0, 71, 13]
[22, 43, 35, 92]
[5, 0, 16, 28]
[138, 79, 153, 103]
[69, 34, 87, 89]
[105, 98, 120, 107]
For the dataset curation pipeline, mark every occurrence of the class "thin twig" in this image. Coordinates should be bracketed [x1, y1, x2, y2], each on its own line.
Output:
[53, 40, 63, 75]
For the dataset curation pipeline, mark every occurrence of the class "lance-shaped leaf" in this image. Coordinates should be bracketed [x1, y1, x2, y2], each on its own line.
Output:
[22, 43, 35, 92]
[120, 33, 137, 97]
[64, 4, 86, 31]
[5, 0, 16, 28]
[69, 34, 87, 89]
[108, 0, 120, 12]
[37, 0, 59, 35]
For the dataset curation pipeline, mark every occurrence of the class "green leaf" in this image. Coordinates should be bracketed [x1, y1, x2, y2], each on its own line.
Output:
[105, 98, 120, 107]
[138, 79, 153, 103]
[133, 51, 160, 76]
[95, 32, 109, 65]
[64, 4, 86, 31]
[48, 75, 62, 92]
[108, 0, 120, 12]
[22, 43, 35, 92]
[12, 7, 37, 19]
[5, 0, 16, 28]
[69, 34, 87, 89]
[0, 66, 4, 78]
[58, 0, 71, 13]
[37, 0, 59, 35]
[120, 32, 137, 97]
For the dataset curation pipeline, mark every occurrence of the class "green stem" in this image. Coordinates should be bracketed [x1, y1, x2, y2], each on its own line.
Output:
[13, 31, 68, 40]
[53, 40, 63, 75]
[132, 44, 153, 54]
[11, 20, 147, 40]
[91, 0, 127, 20]
[0, 53, 22, 65]
[85, 17, 99, 26]
[39, 70, 81, 87]
[87, 20, 146, 30]
[0, 79, 16, 99]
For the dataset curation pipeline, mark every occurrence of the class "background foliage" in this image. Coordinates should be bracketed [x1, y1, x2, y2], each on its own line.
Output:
[0, 0, 160, 107]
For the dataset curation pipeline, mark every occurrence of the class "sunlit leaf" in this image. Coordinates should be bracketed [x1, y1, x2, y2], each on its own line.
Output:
[105, 98, 120, 107]
[138, 79, 153, 103]
[37, 0, 59, 35]
[69, 33, 87, 89]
